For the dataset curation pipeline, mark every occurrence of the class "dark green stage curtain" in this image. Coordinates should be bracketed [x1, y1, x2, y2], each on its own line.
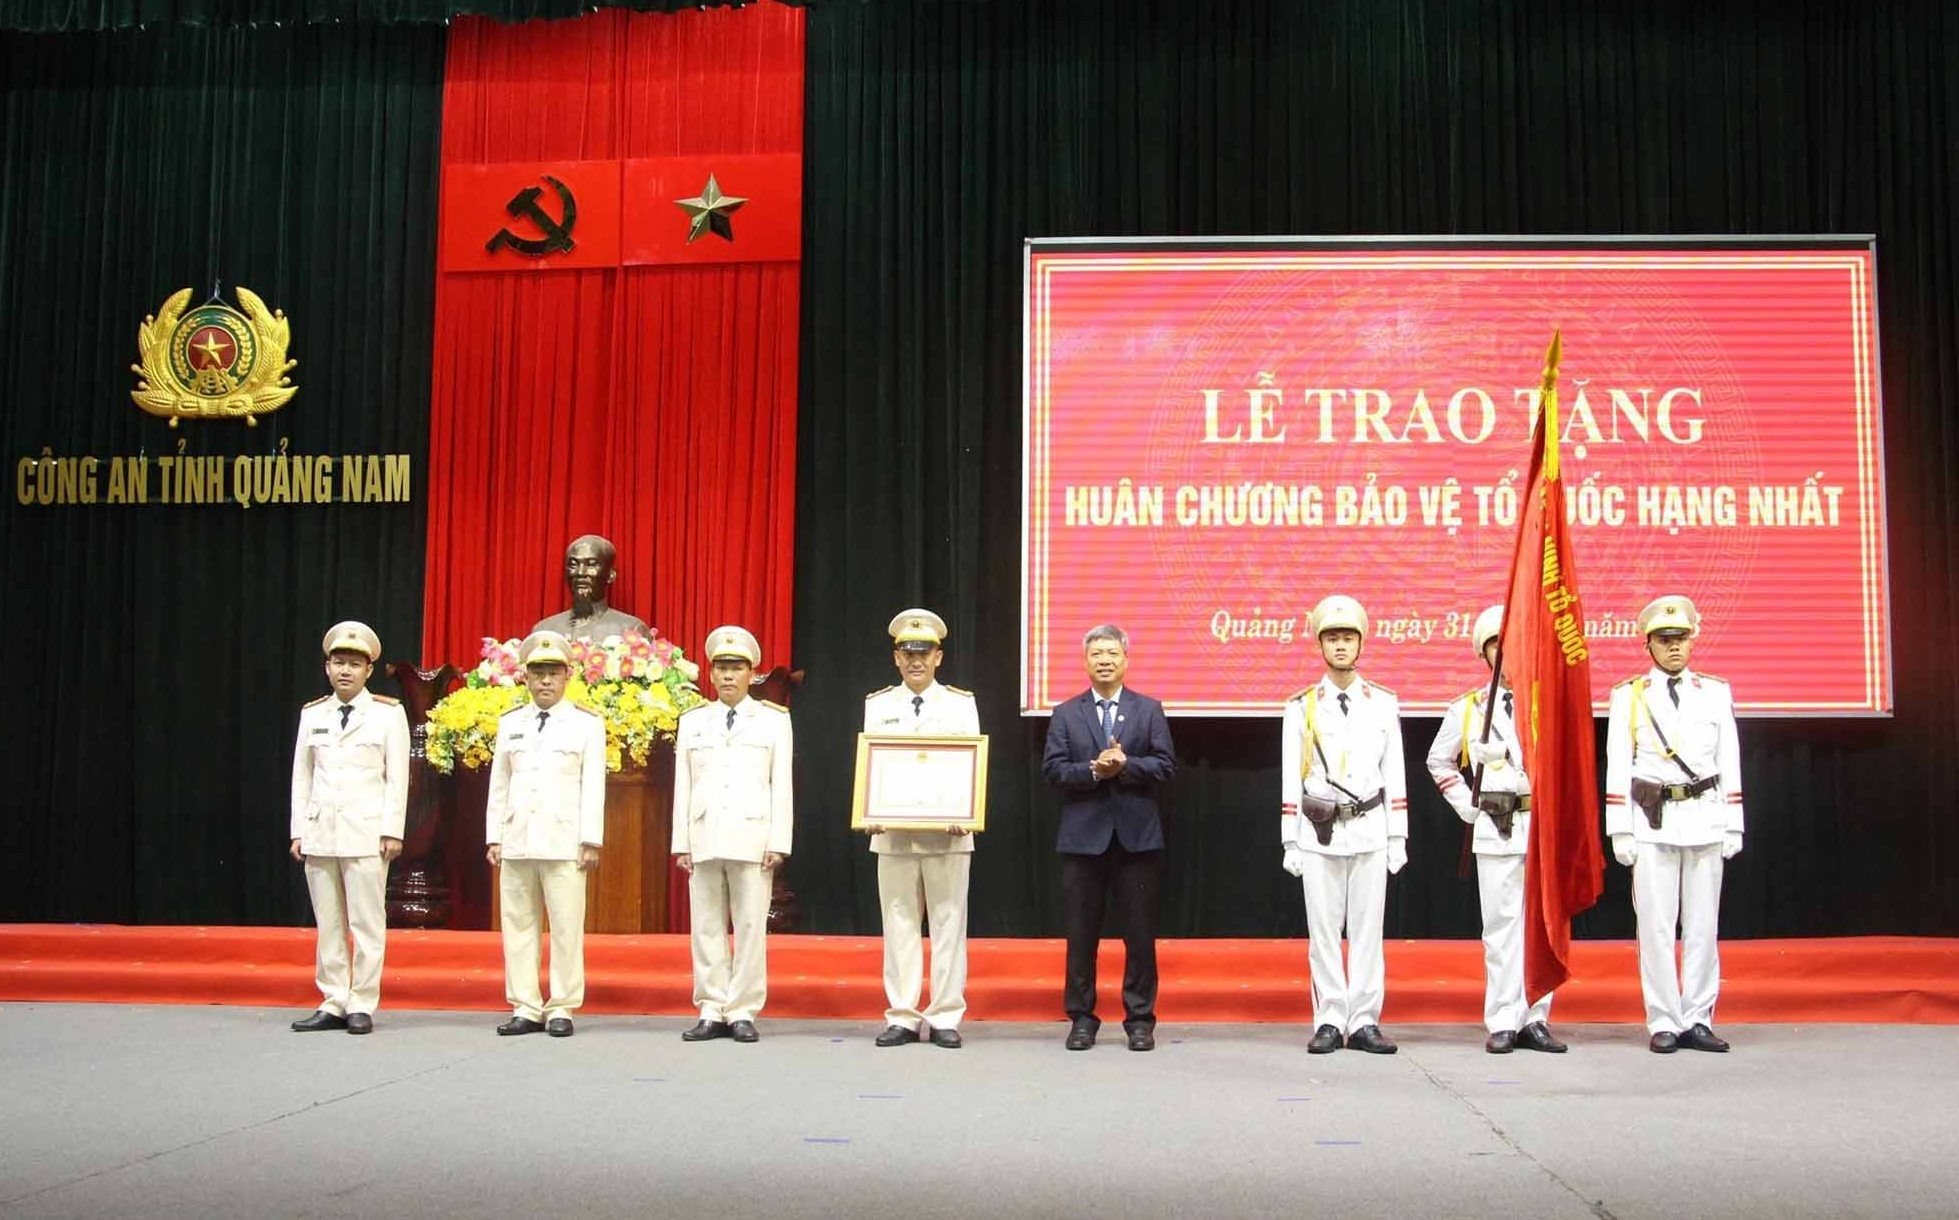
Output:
[793, 0, 1959, 938]
[0, 22, 440, 922]
[0, 0, 765, 34]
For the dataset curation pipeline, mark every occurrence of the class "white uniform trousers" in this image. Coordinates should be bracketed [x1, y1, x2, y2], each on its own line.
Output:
[1475, 853, 1554, 1033]
[303, 855, 389, 1016]
[1632, 841, 1725, 1033]
[1299, 849, 1388, 1033]
[688, 859, 772, 1023]
[498, 858, 587, 1022]
[877, 853, 971, 1032]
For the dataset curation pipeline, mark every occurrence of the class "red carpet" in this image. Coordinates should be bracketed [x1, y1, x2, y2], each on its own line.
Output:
[2, 925, 1955, 1023]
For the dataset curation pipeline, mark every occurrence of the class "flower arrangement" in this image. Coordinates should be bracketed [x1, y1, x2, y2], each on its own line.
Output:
[424, 629, 705, 774]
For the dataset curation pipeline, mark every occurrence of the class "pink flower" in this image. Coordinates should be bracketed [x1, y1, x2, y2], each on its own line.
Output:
[619, 658, 637, 679]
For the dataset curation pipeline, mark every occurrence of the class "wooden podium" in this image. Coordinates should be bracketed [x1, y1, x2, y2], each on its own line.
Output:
[582, 750, 675, 933]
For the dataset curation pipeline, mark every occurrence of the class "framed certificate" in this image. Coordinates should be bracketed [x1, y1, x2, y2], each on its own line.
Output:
[851, 734, 990, 832]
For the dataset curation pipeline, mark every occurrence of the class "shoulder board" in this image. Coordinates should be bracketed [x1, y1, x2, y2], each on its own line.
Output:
[680, 702, 715, 717]
[500, 704, 529, 718]
[864, 684, 896, 700]
[942, 684, 975, 698]
[1364, 680, 1396, 698]
[1612, 676, 1639, 689]
[1285, 685, 1314, 703]
[1694, 671, 1729, 685]
[304, 694, 332, 709]
[1458, 688, 1483, 706]
[759, 699, 789, 713]
[371, 694, 400, 706]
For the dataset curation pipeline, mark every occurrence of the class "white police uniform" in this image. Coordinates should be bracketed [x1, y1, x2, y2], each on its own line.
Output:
[487, 633, 607, 1025]
[865, 673, 980, 1034]
[290, 623, 409, 1020]
[1280, 597, 1409, 1042]
[671, 627, 792, 1025]
[1428, 683, 1551, 1035]
[1606, 598, 1745, 1038]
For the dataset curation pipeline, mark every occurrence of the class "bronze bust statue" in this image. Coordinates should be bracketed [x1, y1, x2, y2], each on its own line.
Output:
[532, 534, 650, 642]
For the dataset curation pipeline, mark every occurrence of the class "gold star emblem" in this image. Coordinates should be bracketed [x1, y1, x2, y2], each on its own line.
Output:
[194, 332, 231, 368]
[674, 174, 748, 244]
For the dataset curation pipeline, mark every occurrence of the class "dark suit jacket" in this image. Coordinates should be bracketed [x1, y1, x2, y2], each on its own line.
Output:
[1041, 689, 1177, 854]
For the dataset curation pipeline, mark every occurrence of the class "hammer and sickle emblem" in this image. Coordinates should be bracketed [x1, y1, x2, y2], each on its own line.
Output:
[485, 175, 578, 256]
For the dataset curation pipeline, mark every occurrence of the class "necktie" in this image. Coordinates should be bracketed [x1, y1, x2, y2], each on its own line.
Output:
[725, 706, 736, 732]
[1502, 690, 1513, 720]
[536, 710, 549, 734]
[912, 694, 924, 719]
[1667, 676, 1681, 708]
[338, 704, 352, 731]
[1098, 698, 1115, 740]
[1337, 692, 1350, 716]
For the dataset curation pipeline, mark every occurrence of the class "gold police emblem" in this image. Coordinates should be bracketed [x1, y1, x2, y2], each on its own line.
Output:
[130, 287, 297, 427]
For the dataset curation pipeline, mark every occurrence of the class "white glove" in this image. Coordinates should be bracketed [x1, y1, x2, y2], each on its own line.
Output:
[1282, 847, 1307, 877]
[1385, 838, 1407, 875]
[1611, 833, 1637, 868]
[1469, 740, 1509, 768]
[1722, 831, 1743, 860]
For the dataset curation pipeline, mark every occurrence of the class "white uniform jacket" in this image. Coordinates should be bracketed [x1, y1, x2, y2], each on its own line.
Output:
[290, 689, 410, 857]
[1279, 674, 1409, 856]
[670, 696, 794, 863]
[1605, 666, 1744, 848]
[862, 681, 981, 856]
[1427, 687, 1532, 857]
[486, 701, 607, 860]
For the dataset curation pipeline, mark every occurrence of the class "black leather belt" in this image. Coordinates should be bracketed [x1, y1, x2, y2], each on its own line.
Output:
[1661, 775, 1720, 801]
[1336, 791, 1385, 818]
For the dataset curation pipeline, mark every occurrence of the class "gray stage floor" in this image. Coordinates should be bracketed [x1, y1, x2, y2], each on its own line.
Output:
[3, 1004, 1957, 1219]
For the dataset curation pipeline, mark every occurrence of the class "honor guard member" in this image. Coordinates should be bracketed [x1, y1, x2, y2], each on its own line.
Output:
[486, 631, 606, 1038]
[1606, 595, 1745, 1054]
[672, 626, 792, 1044]
[1426, 606, 1568, 1054]
[1280, 595, 1409, 1055]
[289, 622, 409, 1035]
[864, 609, 981, 1049]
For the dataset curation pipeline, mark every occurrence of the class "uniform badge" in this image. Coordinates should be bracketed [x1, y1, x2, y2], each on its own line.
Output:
[131, 287, 297, 427]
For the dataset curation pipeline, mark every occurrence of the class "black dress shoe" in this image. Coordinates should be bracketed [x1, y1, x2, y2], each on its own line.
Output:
[1677, 1023, 1730, 1053]
[1346, 1025, 1398, 1055]
[875, 1024, 920, 1047]
[682, 1019, 731, 1042]
[1649, 1030, 1679, 1053]
[1126, 1027, 1155, 1052]
[729, 1020, 760, 1043]
[1485, 1030, 1517, 1054]
[546, 1018, 574, 1038]
[1306, 1023, 1343, 1054]
[1516, 1021, 1568, 1053]
[345, 1013, 373, 1035]
[290, 1010, 348, 1033]
[1064, 1018, 1099, 1051]
[929, 1028, 963, 1049]
[498, 1016, 546, 1036]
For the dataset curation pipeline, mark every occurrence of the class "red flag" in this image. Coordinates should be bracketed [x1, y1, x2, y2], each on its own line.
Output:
[1497, 330, 1604, 1000]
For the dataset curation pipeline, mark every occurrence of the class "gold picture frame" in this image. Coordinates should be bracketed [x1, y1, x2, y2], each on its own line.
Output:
[850, 734, 990, 833]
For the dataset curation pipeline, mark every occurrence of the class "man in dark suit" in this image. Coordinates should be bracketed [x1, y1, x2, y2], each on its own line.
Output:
[1041, 624, 1178, 1052]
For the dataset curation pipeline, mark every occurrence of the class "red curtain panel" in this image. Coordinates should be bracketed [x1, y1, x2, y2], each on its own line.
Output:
[423, 4, 803, 670]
